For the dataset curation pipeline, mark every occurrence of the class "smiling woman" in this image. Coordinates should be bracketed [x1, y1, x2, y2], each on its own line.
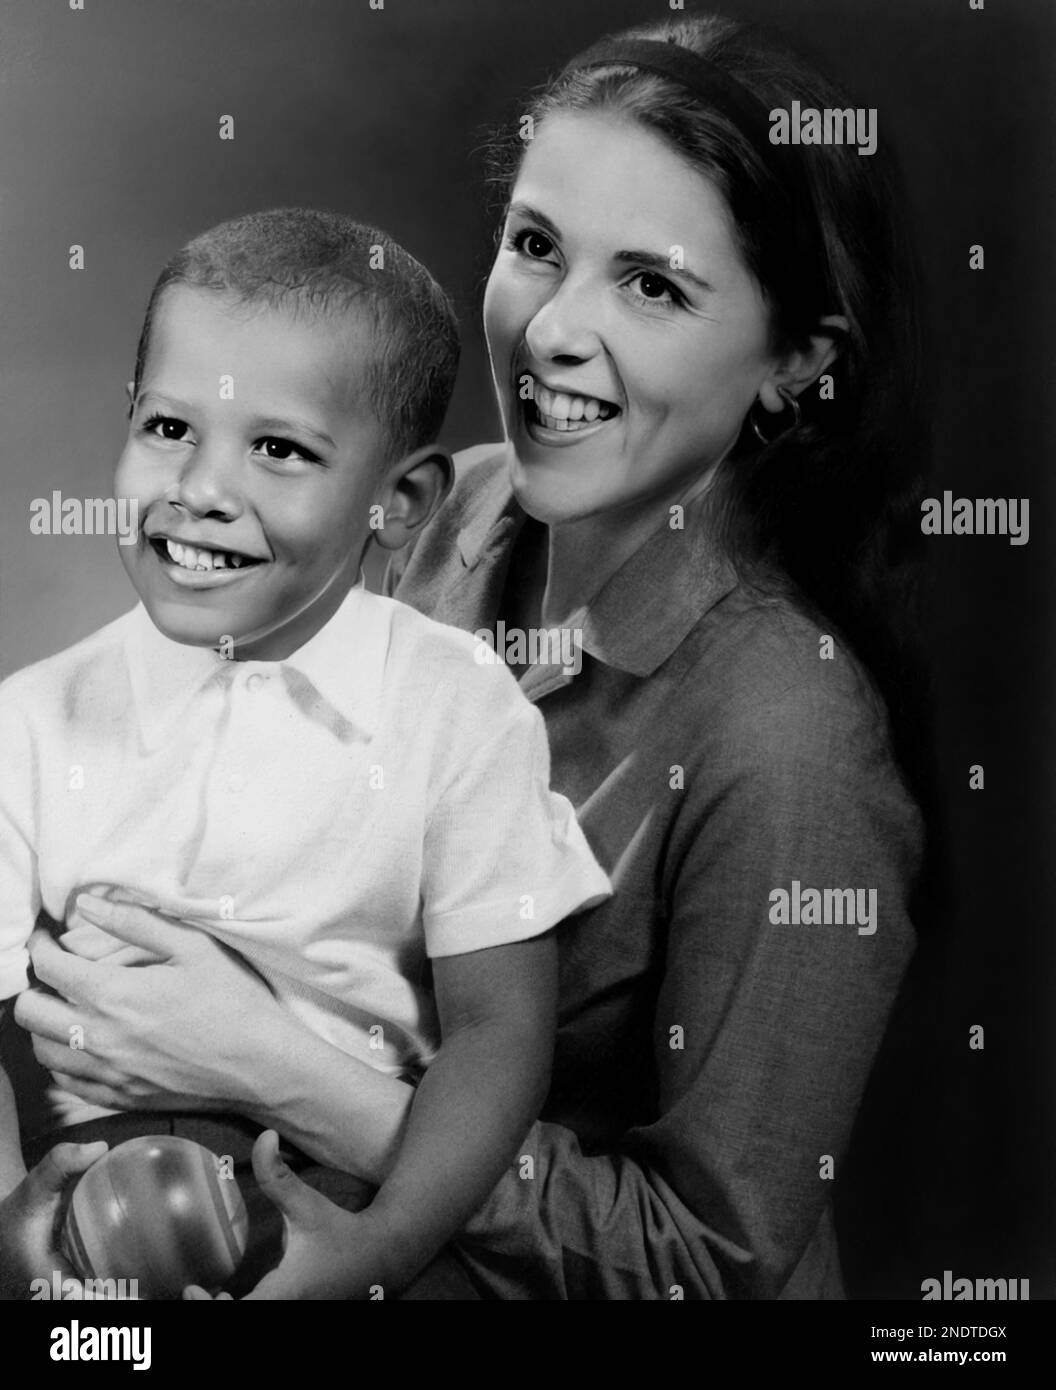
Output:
[383, 13, 931, 1298]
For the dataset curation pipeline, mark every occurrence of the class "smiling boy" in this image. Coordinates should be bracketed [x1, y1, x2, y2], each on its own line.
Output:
[0, 208, 610, 1298]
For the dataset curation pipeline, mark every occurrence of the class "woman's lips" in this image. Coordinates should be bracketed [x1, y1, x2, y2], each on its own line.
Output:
[532, 382, 619, 426]
[519, 377, 622, 447]
[524, 412, 615, 448]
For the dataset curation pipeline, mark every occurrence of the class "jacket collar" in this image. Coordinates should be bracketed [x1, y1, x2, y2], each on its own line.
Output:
[456, 453, 738, 678]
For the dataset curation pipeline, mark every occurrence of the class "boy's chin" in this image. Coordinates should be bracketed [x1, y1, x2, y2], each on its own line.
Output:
[141, 596, 238, 650]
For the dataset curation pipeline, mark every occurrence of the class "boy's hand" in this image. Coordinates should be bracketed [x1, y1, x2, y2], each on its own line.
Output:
[0, 1141, 107, 1300]
[186, 1131, 387, 1301]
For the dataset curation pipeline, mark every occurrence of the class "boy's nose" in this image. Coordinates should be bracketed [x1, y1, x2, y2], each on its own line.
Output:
[172, 446, 242, 518]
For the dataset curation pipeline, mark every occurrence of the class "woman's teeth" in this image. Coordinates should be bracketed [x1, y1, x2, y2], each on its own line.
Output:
[532, 384, 618, 432]
[165, 539, 249, 571]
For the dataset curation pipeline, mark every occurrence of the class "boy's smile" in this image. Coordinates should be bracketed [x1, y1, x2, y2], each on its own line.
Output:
[115, 286, 389, 660]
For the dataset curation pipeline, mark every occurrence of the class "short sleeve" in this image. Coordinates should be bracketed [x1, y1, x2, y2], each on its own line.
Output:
[0, 684, 41, 999]
[421, 680, 611, 959]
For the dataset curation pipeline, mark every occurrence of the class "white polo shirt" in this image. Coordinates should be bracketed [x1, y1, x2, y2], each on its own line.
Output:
[0, 585, 611, 1127]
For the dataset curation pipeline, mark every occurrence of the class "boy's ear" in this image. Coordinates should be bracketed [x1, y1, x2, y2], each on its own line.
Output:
[373, 444, 454, 552]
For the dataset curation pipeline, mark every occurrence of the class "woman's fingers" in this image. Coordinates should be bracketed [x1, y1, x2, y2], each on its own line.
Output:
[61, 886, 170, 961]
[25, 932, 101, 1003]
[58, 923, 136, 962]
[71, 894, 184, 957]
[28, 1034, 129, 1087]
[13, 983, 81, 1041]
[49, 1071, 131, 1112]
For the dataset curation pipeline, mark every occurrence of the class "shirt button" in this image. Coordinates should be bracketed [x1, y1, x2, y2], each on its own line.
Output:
[227, 773, 247, 793]
[246, 673, 265, 692]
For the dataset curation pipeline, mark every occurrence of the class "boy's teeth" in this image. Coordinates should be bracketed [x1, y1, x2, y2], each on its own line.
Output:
[532, 383, 617, 427]
[165, 539, 242, 571]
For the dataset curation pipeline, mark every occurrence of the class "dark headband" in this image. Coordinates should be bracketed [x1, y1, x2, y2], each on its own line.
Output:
[561, 37, 813, 247]
[564, 38, 774, 153]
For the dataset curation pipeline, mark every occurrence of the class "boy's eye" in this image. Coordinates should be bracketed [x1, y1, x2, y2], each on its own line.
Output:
[143, 413, 189, 441]
[510, 228, 556, 261]
[256, 437, 315, 463]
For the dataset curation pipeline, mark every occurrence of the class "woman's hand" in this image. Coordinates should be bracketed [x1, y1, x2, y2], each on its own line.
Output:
[14, 894, 297, 1115]
[183, 1132, 388, 1301]
[0, 1141, 108, 1300]
[16, 893, 415, 1184]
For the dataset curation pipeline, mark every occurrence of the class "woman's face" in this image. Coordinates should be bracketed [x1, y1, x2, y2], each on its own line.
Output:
[484, 110, 781, 525]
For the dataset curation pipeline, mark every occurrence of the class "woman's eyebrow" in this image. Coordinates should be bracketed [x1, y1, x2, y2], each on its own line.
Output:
[507, 202, 714, 294]
[506, 201, 562, 241]
[614, 247, 714, 293]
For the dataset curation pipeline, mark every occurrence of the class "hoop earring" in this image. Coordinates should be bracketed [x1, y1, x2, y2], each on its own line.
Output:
[750, 388, 801, 446]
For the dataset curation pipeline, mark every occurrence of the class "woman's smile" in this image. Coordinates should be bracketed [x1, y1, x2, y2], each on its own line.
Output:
[522, 374, 622, 446]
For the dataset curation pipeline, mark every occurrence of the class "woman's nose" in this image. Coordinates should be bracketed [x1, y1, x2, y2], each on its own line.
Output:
[172, 444, 242, 519]
[523, 279, 603, 363]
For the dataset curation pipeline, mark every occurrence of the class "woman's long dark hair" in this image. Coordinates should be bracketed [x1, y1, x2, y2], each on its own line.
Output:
[488, 15, 934, 807]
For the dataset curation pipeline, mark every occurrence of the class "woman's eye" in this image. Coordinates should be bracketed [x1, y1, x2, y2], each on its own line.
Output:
[257, 437, 313, 463]
[627, 272, 682, 307]
[143, 414, 189, 441]
[510, 228, 556, 260]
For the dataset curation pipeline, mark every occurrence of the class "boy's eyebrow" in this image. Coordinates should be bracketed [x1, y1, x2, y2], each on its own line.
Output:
[137, 392, 336, 450]
[253, 417, 336, 450]
[136, 390, 194, 415]
[507, 202, 713, 293]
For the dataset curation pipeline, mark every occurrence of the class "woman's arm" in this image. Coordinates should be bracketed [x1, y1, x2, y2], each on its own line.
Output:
[19, 907, 414, 1184]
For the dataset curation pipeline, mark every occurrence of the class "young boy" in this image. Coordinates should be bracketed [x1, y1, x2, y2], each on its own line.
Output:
[0, 208, 610, 1298]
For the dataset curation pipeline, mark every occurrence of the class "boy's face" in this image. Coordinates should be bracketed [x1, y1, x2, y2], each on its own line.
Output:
[115, 286, 389, 660]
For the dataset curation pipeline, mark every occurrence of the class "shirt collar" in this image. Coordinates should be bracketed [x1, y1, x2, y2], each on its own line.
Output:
[456, 458, 738, 678]
[126, 581, 388, 747]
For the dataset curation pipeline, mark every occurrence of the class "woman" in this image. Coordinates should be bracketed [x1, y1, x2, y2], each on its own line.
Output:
[11, 14, 927, 1299]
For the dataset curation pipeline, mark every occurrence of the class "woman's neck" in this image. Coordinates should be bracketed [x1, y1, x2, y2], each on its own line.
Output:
[537, 467, 721, 629]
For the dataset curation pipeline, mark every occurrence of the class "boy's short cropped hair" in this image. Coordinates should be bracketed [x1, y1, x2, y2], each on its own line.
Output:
[132, 207, 461, 461]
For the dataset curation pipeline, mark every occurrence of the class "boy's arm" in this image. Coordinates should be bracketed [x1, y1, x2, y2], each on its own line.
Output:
[0, 689, 40, 1196]
[359, 931, 556, 1289]
[0, 1040, 28, 1194]
[236, 931, 556, 1300]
